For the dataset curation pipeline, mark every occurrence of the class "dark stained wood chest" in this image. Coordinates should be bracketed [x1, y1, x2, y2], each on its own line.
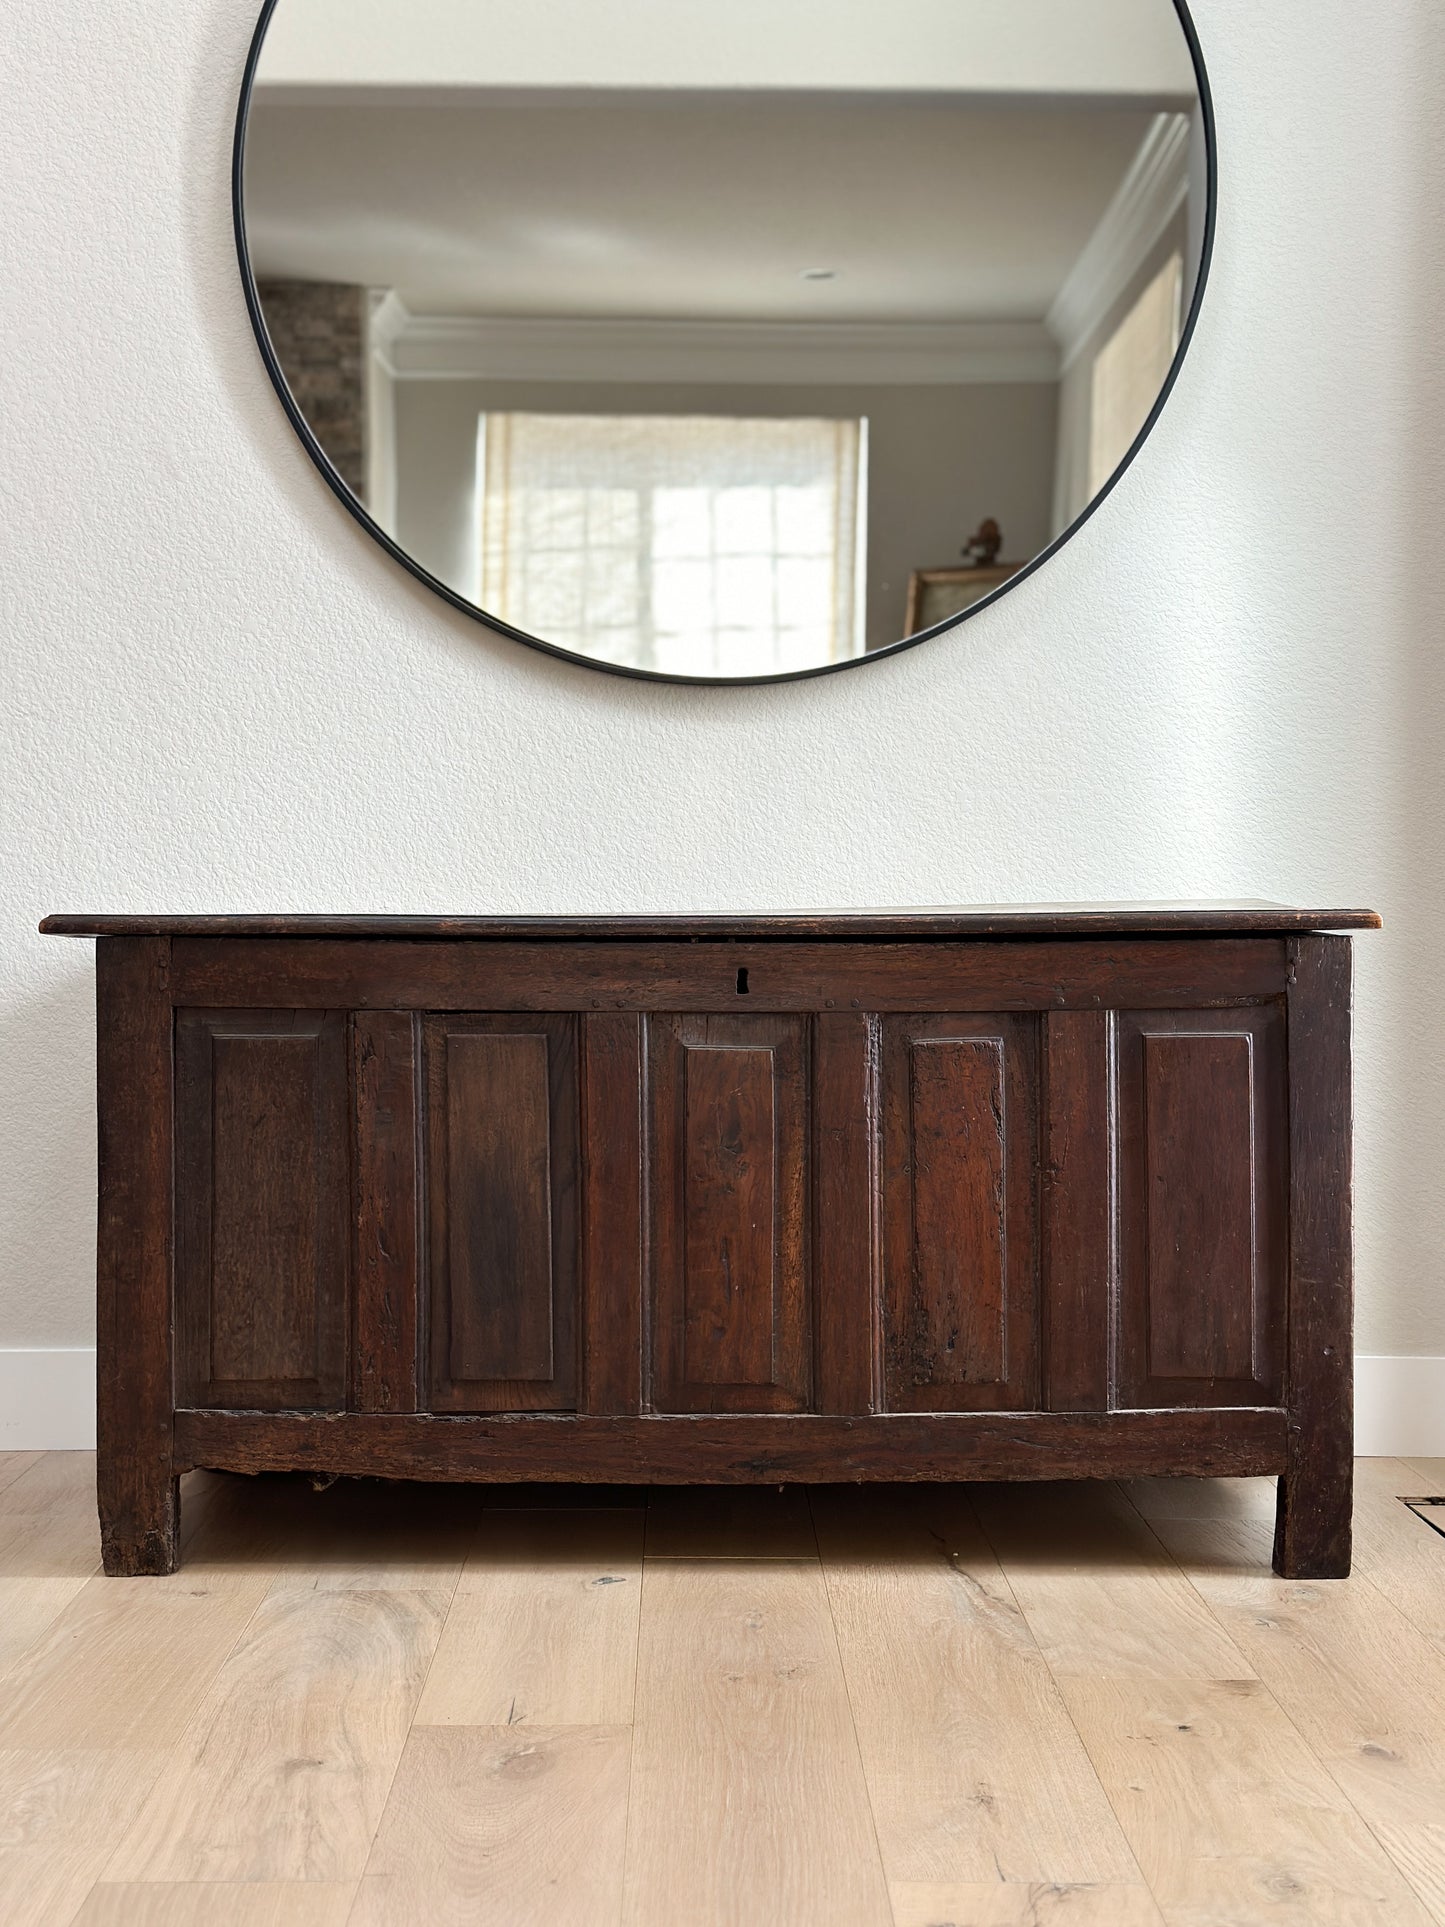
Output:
[41, 904, 1378, 1579]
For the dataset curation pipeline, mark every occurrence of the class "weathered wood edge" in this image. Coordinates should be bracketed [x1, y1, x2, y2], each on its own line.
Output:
[1042, 1010, 1113, 1412]
[40, 905, 1382, 942]
[96, 936, 179, 1574]
[580, 1012, 645, 1414]
[1274, 933, 1355, 1578]
[351, 1011, 421, 1415]
[174, 1407, 1287, 1483]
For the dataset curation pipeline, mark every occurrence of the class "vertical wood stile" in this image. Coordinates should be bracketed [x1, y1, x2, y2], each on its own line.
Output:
[581, 1011, 646, 1414]
[351, 1010, 421, 1414]
[814, 1010, 880, 1414]
[1275, 934, 1354, 1578]
[1042, 1009, 1113, 1412]
[96, 936, 178, 1574]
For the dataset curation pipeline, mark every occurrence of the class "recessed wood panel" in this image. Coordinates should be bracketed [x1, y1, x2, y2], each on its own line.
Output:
[910, 1037, 1007, 1381]
[423, 1016, 578, 1412]
[1116, 1008, 1286, 1408]
[175, 1010, 348, 1410]
[684, 1043, 779, 1386]
[1145, 1033, 1256, 1379]
[446, 1033, 554, 1384]
[880, 1016, 1039, 1412]
[648, 1015, 810, 1413]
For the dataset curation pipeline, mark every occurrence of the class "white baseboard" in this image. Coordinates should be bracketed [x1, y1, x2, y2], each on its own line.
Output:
[1, 1348, 1442, 1458]
[0, 1349, 96, 1452]
[1354, 1355, 1445, 1458]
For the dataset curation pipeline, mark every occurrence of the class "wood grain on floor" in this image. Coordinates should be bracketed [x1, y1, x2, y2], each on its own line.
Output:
[623, 1556, 891, 1925]
[1, 1456, 1443, 1925]
[416, 1508, 644, 1728]
[813, 1485, 1138, 1887]
[105, 1589, 447, 1884]
[351, 1724, 630, 1927]
[73, 1885, 358, 1926]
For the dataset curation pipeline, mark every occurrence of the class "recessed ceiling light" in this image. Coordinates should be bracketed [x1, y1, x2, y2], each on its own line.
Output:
[801, 268, 839, 281]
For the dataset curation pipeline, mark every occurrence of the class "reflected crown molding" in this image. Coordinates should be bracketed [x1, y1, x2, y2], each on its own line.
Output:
[1047, 111, 1192, 371]
[368, 287, 412, 358]
[373, 307, 1061, 387]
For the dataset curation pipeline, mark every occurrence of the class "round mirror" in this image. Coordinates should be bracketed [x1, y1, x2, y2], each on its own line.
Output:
[236, 0, 1213, 684]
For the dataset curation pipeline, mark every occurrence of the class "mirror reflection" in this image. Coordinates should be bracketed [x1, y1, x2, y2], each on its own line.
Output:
[241, 0, 1208, 681]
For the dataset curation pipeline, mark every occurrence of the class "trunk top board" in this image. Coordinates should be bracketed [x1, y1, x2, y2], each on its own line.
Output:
[42, 904, 1380, 942]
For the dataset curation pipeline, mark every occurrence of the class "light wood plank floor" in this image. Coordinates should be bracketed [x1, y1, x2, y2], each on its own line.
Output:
[0, 1455, 1442, 1926]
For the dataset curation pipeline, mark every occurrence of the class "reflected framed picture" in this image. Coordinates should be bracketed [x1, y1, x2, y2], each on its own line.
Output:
[905, 564, 1023, 636]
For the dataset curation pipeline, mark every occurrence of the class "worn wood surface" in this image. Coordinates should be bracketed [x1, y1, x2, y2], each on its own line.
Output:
[1275, 934, 1355, 1578]
[649, 1015, 811, 1414]
[162, 935, 1293, 1012]
[174, 1010, 349, 1414]
[812, 1011, 879, 1414]
[423, 1015, 578, 1413]
[173, 1409, 1288, 1482]
[350, 1011, 421, 1415]
[580, 1013, 645, 1415]
[41, 903, 1382, 940]
[1114, 1005, 1287, 1409]
[95, 938, 179, 1576]
[880, 1015, 1038, 1411]
[1041, 1010, 1112, 1412]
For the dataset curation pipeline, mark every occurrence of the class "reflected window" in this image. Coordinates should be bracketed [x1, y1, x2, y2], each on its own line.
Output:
[478, 413, 867, 677]
[1088, 251, 1184, 496]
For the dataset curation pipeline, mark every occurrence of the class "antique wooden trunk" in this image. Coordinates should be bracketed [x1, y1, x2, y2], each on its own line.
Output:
[40, 904, 1378, 1578]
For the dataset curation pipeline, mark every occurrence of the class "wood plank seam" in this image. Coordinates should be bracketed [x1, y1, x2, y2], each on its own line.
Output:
[348, 1560, 466, 1902]
[1119, 1483, 1444, 1922]
[805, 1491, 896, 1903]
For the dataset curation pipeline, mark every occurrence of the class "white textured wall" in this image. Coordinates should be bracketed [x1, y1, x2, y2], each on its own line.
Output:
[1, 1, 1441, 1357]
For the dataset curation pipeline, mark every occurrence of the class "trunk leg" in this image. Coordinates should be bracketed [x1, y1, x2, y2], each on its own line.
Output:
[96, 937, 178, 1577]
[1276, 935, 1354, 1581]
[1273, 1454, 1352, 1579]
[100, 1472, 180, 1576]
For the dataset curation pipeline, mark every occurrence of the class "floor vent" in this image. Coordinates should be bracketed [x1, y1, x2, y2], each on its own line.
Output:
[1402, 1497, 1445, 1540]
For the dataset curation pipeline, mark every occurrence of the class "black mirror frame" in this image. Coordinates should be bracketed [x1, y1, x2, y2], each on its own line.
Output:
[233, 0, 1217, 688]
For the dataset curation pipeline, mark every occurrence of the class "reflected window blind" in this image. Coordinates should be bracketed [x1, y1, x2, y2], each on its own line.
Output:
[479, 412, 865, 676]
[1088, 251, 1184, 497]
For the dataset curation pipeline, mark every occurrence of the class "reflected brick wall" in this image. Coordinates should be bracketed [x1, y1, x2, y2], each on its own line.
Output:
[256, 279, 368, 506]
